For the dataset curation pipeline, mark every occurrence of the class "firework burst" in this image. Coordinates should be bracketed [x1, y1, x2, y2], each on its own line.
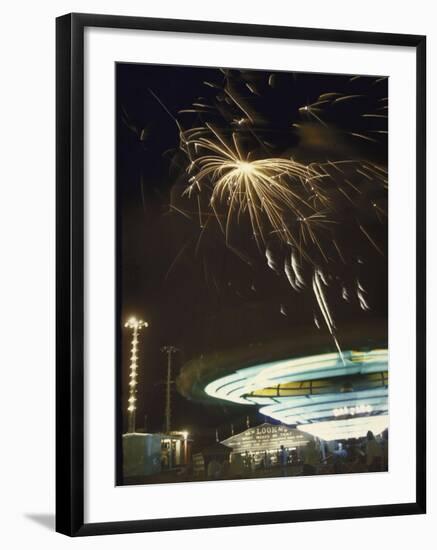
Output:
[146, 68, 388, 358]
[183, 126, 329, 256]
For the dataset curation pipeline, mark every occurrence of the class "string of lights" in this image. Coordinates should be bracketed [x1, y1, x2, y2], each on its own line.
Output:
[124, 317, 148, 433]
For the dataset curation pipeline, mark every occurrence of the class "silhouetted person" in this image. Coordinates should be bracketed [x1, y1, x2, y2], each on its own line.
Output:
[279, 445, 288, 476]
[365, 431, 382, 471]
[302, 440, 320, 475]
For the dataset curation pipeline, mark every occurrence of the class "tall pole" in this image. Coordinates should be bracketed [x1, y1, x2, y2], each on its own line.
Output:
[124, 317, 148, 433]
[161, 346, 178, 434]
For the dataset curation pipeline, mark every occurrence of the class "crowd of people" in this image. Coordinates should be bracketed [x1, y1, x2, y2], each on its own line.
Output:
[205, 430, 388, 480]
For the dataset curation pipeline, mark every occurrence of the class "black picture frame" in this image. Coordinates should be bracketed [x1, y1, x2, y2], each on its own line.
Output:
[56, 12, 426, 537]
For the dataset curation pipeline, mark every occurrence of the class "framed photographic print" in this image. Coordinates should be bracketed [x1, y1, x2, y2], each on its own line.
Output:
[56, 13, 426, 536]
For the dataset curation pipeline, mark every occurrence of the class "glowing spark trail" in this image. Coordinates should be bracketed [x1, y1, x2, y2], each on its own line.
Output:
[312, 270, 344, 363]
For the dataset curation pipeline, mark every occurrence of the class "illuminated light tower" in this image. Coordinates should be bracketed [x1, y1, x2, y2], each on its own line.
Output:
[124, 317, 148, 433]
[161, 346, 179, 434]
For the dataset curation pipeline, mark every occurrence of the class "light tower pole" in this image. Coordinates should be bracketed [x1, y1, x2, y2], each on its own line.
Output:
[161, 346, 179, 434]
[124, 317, 148, 433]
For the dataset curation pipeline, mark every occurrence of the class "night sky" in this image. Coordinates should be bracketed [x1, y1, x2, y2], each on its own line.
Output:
[116, 63, 388, 450]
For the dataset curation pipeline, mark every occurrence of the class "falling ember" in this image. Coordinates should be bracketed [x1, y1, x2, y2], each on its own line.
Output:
[290, 252, 305, 288]
[266, 247, 279, 273]
[357, 290, 370, 311]
[342, 286, 350, 302]
[284, 257, 300, 291]
[357, 281, 370, 311]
